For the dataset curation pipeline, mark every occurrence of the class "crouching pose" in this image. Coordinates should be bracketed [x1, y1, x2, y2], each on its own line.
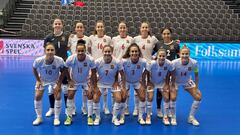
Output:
[146, 48, 175, 125]
[64, 39, 97, 126]
[94, 45, 126, 126]
[172, 45, 202, 126]
[32, 43, 66, 126]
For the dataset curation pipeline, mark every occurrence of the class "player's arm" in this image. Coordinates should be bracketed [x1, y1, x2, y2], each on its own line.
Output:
[194, 67, 199, 88]
[33, 67, 41, 82]
[119, 70, 126, 90]
[90, 68, 97, 90]
[142, 69, 148, 88]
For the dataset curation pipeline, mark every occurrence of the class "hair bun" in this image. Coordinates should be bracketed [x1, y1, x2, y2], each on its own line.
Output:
[77, 39, 86, 45]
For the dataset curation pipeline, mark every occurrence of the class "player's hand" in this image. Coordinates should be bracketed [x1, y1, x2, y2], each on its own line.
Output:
[36, 81, 42, 89]
[112, 82, 119, 90]
[175, 39, 181, 44]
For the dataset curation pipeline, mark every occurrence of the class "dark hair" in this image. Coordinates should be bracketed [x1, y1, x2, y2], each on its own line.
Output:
[76, 39, 86, 49]
[122, 43, 143, 58]
[44, 42, 55, 49]
[93, 20, 105, 35]
[157, 48, 167, 56]
[75, 21, 84, 28]
[102, 45, 113, 52]
[52, 18, 63, 25]
[140, 21, 151, 36]
[160, 27, 173, 34]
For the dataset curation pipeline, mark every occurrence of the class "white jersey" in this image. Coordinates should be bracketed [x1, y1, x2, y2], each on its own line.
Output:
[95, 57, 123, 86]
[111, 35, 133, 60]
[68, 35, 90, 54]
[133, 35, 158, 62]
[146, 59, 174, 85]
[89, 35, 111, 59]
[122, 58, 147, 83]
[172, 58, 198, 84]
[33, 55, 65, 84]
[66, 54, 95, 84]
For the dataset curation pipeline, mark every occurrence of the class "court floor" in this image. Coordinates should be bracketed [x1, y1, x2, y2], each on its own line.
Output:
[0, 56, 239, 135]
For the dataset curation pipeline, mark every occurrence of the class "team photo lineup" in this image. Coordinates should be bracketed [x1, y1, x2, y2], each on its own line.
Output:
[32, 18, 202, 127]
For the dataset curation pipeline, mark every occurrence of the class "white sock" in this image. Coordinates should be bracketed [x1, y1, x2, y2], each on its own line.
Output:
[103, 89, 108, 109]
[170, 101, 176, 117]
[54, 100, 62, 119]
[163, 101, 170, 116]
[82, 90, 87, 109]
[120, 102, 126, 117]
[134, 91, 139, 110]
[189, 100, 201, 117]
[34, 100, 42, 118]
[93, 102, 100, 118]
[67, 99, 74, 117]
[113, 102, 120, 119]
[111, 94, 115, 109]
[146, 101, 152, 116]
[138, 101, 146, 119]
[87, 100, 93, 117]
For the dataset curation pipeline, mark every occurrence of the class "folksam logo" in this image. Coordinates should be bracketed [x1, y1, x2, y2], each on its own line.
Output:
[0, 40, 4, 54]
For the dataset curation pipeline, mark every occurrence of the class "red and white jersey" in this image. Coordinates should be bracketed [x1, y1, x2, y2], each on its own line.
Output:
[111, 35, 133, 60]
[172, 58, 198, 84]
[66, 54, 95, 84]
[146, 59, 174, 85]
[89, 35, 111, 59]
[33, 55, 65, 84]
[122, 58, 147, 83]
[68, 35, 90, 54]
[133, 35, 158, 62]
[95, 57, 123, 86]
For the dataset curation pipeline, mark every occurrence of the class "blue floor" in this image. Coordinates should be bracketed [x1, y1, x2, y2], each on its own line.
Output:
[0, 56, 240, 135]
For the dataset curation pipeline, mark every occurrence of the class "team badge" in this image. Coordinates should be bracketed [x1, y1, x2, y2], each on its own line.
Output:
[61, 36, 65, 41]
[103, 39, 106, 42]
[137, 65, 140, 69]
[111, 64, 114, 69]
[84, 62, 87, 67]
[170, 45, 174, 50]
[126, 40, 129, 43]
[188, 67, 192, 71]
[164, 66, 167, 70]
[147, 40, 150, 44]
[158, 72, 161, 76]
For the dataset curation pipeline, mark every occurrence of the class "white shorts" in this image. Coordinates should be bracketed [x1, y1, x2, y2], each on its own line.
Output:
[126, 82, 141, 90]
[176, 80, 196, 90]
[68, 82, 89, 91]
[153, 81, 165, 90]
[35, 82, 56, 91]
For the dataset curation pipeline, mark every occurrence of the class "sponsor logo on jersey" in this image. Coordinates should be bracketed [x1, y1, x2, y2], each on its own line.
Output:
[84, 62, 87, 67]
[170, 45, 174, 50]
[0, 40, 4, 54]
[188, 67, 192, 71]
[111, 64, 114, 69]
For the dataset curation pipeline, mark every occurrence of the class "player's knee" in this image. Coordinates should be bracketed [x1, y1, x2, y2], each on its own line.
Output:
[93, 94, 100, 103]
[139, 95, 146, 102]
[163, 96, 170, 102]
[35, 94, 42, 101]
[115, 95, 122, 103]
[68, 92, 74, 100]
[147, 96, 153, 102]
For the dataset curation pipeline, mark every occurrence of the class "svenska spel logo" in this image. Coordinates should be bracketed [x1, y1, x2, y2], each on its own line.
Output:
[0, 40, 4, 54]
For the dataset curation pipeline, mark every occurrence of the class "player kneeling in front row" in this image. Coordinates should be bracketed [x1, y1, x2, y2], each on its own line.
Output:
[64, 39, 97, 126]
[32, 43, 66, 126]
[172, 45, 202, 126]
[146, 48, 176, 125]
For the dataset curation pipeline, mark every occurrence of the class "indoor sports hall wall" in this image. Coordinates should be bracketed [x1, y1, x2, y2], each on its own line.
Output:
[0, 38, 240, 59]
